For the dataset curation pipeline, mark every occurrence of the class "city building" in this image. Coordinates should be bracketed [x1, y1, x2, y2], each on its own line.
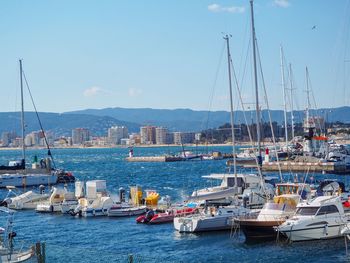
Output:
[195, 133, 202, 142]
[129, 133, 141, 145]
[108, 126, 128, 144]
[140, 126, 156, 144]
[72, 128, 90, 145]
[173, 132, 195, 145]
[24, 131, 41, 147]
[120, 138, 130, 146]
[1, 132, 11, 147]
[155, 127, 168, 145]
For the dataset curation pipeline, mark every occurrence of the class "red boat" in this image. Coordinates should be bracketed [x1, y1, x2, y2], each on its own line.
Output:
[136, 207, 196, 224]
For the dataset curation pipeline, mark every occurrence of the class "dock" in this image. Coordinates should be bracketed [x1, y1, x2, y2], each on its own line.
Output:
[125, 156, 184, 162]
[244, 161, 350, 174]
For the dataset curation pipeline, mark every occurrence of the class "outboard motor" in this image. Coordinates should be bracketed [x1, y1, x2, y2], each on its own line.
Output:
[39, 185, 45, 194]
[119, 187, 126, 203]
[145, 209, 155, 223]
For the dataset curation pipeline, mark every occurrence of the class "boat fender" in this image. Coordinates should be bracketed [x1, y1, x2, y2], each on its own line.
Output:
[50, 205, 54, 213]
[324, 224, 328, 236]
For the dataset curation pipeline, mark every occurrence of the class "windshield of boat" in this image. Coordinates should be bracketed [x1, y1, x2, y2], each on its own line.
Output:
[316, 205, 339, 216]
[296, 207, 319, 216]
[227, 177, 244, 188]
[264, 203, 295, 212]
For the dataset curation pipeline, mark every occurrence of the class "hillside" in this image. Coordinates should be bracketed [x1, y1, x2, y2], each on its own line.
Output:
[0, 112, 140, 136]
[1, 106, 349, 136]
[66, 106, 350, 132]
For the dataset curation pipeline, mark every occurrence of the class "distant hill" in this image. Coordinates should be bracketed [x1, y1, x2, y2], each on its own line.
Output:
[0, 112, 140, 136]
[66, 106, 350, 132]
[1, 106, 349, 136]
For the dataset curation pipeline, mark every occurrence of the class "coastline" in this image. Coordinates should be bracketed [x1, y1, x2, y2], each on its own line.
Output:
[1, 139, 349, 151]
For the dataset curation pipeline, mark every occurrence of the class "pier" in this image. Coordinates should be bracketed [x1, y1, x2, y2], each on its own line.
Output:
[125, 156, 184, 162]
[244, 161, 350, 174]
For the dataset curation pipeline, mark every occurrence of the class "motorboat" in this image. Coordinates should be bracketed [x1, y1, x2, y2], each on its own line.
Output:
[108, 186, 151, 217]
[3, 186, 49, 210]
[36, 187, 78, 213]
[190, 173, 274, 205]
[108, 203, 147, 217]
[173, 205, 257, 233]
[72, 180, 114, 217]
[136, 207, 197, 224]
[0, 171, 58, 189]
[235, 182, 312, 241]
[0, 207, 34, 262]
[277, 195, 350, 241]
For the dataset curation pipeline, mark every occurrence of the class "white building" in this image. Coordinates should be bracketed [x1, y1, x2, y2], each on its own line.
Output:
[140, 126, 156, 144]
[156, 127, 168, 145]
[1, 132, 11, 146]
[72, 128, 90, 145]
[108, 126, 128, 145]
[173, 132, 195, 145]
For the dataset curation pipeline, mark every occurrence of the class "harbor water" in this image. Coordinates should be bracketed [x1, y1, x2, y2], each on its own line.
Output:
[0, 146, 349, 262]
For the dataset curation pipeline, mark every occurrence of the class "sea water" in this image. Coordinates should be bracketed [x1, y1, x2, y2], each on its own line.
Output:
[0, 146, 348, 262]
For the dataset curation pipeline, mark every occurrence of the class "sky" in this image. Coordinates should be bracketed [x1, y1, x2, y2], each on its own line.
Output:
[0, 0, 349, 113]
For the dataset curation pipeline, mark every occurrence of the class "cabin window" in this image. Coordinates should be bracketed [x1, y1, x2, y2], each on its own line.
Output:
[316, 205, 339, 216]
[296, 207, 318, 216]
[227, 177, 244, 188]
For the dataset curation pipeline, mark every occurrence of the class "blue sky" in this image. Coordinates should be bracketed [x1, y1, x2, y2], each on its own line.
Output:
[0, 0, 349, 113]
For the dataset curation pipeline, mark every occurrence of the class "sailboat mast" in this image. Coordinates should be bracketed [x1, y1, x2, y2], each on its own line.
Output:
[280, 45, 288, 147]
[249, 0, 262, 165]
[224, 35, 237, 180]
[306, 66, 311, 127]
[289, 63, 295, 139]
[19, 59, 25, 163]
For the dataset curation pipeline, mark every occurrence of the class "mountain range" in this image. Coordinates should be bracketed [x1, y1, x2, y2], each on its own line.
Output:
[0, 106, 349, 136]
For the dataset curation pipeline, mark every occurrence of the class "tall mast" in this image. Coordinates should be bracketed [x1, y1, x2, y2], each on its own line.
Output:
[305, 66, 311, 128]
[289, 63, 295, 139]
[224, 35, 237, 185]
[19, 59, 25, 163]
[249, 0, 261, 165]
[280, 45, 288, 147]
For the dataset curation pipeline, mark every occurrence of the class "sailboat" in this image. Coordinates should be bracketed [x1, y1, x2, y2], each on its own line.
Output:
[174, 31, 272, 233]
[0, 60, 74, 188]
[0, 207, 34, 262]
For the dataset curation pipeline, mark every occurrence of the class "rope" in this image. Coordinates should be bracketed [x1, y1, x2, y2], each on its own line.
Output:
[255, 40, 283, 183]
[21, 69, 56, 169]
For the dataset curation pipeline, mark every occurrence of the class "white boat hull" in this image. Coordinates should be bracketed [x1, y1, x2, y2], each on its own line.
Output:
[36, 203, 61, 213]
[0, 174, 57, 188]
[61, 201, 78, 214]
[0, 247, 34, 263]
[279, 223, 343, 241]
[108, 206, 147, 217]
[174, 215, 231, 232]
[82, 208, 109, 217]
[190, 187, 237, 201]
[6, 191, 49, 210]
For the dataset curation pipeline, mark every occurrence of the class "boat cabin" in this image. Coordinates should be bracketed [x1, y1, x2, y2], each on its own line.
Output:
[295, 196, 344, 217]
[275, 183, 311, 199]
[202, 173, 262, 191]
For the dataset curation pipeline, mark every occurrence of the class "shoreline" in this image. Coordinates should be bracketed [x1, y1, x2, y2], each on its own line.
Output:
[0, 139, 349, 151]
